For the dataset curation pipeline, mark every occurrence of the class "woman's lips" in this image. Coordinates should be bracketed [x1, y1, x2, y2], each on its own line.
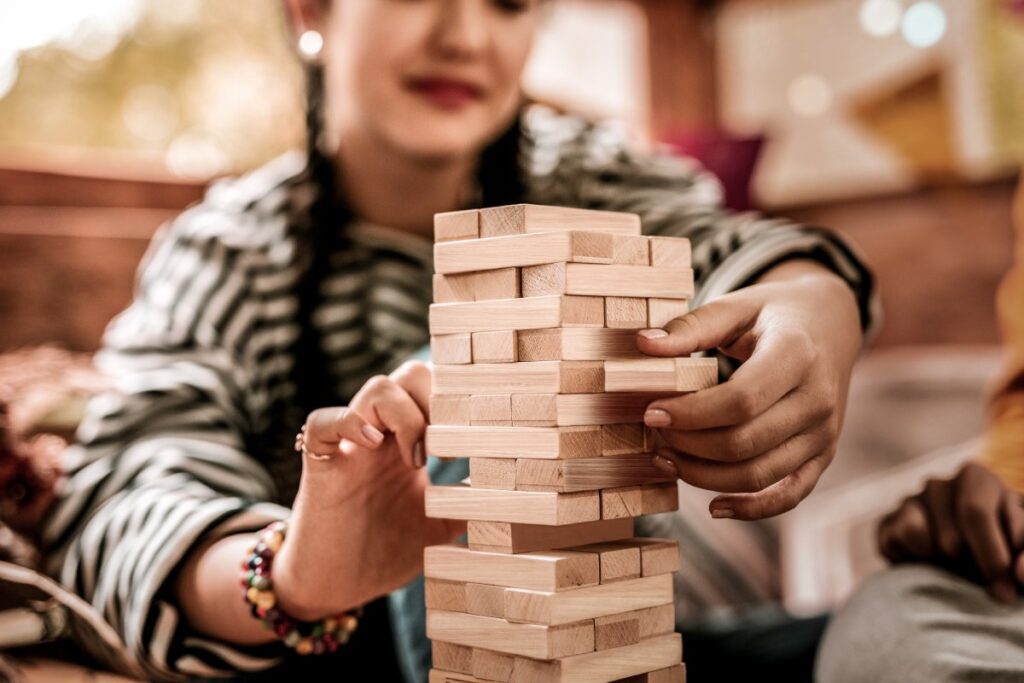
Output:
[407, 77, 484, 110]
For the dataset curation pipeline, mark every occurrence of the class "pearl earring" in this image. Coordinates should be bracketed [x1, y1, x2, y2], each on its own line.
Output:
[298, 30, 323, 60]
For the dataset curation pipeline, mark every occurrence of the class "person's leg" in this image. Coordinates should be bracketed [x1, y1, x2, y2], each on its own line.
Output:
[817, 564, 1024, 683]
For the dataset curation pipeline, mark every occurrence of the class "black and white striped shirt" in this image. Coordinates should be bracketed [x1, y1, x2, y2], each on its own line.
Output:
[40, 106, 877, 680]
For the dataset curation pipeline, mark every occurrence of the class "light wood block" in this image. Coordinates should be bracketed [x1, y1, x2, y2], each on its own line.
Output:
[604, 358, 718, 393]
[636, 603, 676, 639]
[503, 574, 673, 626]
[639, 483, 679, 515]
[574, 541, 642, 583]
[470, 457, 516, 490]
[435, 209, 480, 242]
[434, 268, 520, 303]
[617, 664, 686, 683]
[647, 298, 690, 328]
[517, 328, 643, 361]
[634, 539, 681, 577]
[472, 330, 517, 363]
[427, 425, 601, 460]
[424, 544, 599, 592]
[433, 641, 474, 675]
[430, 296, 603, 335]
[433, 361, 604, 395]
[466, 582, 507, 618]
[472, 648, 515, 683]
[426, 610, 595, 660]
[612, 234, 650, 265]
[595, 611, 640, 650]
[435, 231, 618, 274]
[601, 424, 646, 456]
[600, 483, 678, 519]
[469, 394, 512, 423]
[467, 518, 634, 554]
[649, 236, 691, 267]
[431, 395, 472, 425]
[505, 633, 681, 683]
[426, 578, 468, 612]
[478, 204, 641, 239]
[510, 393, 674, 427]
[521, 263, 694, 299]
[429, 670, 488, 683]
[433, 333, 473, 365]
[606, 297, 648, 329]
[515, 457, 673, 493]
[426, 485, 600, 525]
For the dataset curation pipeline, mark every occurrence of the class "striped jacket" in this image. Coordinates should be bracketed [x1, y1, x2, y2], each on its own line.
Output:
[40, 106, 877, 680]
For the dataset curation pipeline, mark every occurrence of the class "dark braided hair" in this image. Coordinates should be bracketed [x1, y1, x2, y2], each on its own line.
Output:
[290, 61, 526, 416]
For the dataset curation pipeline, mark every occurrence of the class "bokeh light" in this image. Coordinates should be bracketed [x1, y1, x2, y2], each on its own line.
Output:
[859, 0, 903, 38]
[901, 1, 947, 48]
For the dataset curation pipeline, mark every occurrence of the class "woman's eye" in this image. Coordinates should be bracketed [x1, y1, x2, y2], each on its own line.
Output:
[493, 0, 529, 13]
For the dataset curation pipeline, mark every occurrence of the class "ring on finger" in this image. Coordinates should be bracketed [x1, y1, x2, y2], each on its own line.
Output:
[294, 424, 333, 461]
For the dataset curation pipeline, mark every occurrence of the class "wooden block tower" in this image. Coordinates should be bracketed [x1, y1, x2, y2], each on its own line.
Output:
[424, 204, 717, 683]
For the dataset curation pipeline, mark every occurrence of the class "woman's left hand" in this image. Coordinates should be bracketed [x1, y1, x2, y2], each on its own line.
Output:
[639, 260, 863, 520]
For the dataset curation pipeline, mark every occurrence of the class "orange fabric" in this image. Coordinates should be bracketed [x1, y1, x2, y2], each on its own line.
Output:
[981, 175, 1024, 492]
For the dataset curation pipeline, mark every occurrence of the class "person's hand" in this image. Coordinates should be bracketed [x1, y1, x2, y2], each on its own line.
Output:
[273, 360, 463, 620]
[878, 462, 1024, 604]
[640, 261, 862, 520]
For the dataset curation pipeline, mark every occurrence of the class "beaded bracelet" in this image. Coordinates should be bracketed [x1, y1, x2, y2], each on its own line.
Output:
[241, 520, 359, 655]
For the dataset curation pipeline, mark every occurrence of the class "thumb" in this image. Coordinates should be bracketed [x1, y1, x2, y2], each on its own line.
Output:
[636, 293, 759, 358]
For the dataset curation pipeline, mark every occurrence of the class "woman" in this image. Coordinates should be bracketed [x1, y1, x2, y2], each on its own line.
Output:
[39, 0, 876, 679]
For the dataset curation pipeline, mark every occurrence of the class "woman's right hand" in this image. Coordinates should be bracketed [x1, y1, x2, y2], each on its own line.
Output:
[272, 360, 463, 620]
[878, 462, 1024, 603]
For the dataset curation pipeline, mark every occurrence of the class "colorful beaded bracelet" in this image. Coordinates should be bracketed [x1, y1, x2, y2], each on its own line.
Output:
[241, 520, 359, 655]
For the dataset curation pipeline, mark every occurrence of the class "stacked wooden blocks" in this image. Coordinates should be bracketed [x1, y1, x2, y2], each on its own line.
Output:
[425, 204, 718, 683]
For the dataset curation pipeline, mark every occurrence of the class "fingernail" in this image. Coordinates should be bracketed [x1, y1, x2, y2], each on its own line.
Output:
[652, 455, 677, 475]
[993, 579, 1017, 604]
[362, 424, 385, 445]
[644, 408, 671, 427]
[414, 441, 426, 468]
[639, 329, 668, 339]
[711, 507, 735, 519]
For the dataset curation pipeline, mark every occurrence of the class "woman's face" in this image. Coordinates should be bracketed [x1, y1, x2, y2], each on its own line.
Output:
[310, 0, 541, 161]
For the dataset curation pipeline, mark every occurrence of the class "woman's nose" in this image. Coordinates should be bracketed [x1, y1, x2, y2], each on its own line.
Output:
[434, 0, 489, 58]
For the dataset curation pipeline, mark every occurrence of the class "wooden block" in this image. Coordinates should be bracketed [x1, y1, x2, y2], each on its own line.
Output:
[574, 541, 642, 583]
[601, 486, 643, 519]
[478, 204, 641, 238]
[426, 578, 468, 612]
[426, 485, 600, 525]
[636, 603, 676, 639]
[517, 328, 644, 361]
[647, 298, 690, 328]
[472, 648, 515, 683]
[428, 670, 488, 683]
[466, 582, 508, 618]
[434, 268, 520, 303]
[601, 423, 646, 456]
[425, 544, 599, 592]
[427, 426, 601, 460]
[435, 209, 480, 242]
[468, 518, 634, 554]
[470, 394, 512, 423]
[634, 539, 681, 577]
[435, 231, 618, 274]
[433, 641, 474, 675]
[426, 610, 595, 660]
[431, 394, 471, 425]
[606, 297, 648, 329]
[433, 361, 603, 395]
[510, 393, 674, 427]
[595, 611, 640, 650]
[521, 263, 694, 299]
[430, 295, 603, 334]
[649, 236, 691, 267]
[515, 457, 673, 493]
[612, 234, 650, 265]
[507, 633, 681, 683]
[617, 664, 686, 683]
[470, 458, 516, 490]
[604, 358, 718, 392]
[433, 333, 473, 365]
[472, 330, 517, 363]
[503, 574, 672, 626]
[640, 483, 679, 515]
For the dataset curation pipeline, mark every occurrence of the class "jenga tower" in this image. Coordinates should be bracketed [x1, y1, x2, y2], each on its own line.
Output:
[424, 204, 717, 683]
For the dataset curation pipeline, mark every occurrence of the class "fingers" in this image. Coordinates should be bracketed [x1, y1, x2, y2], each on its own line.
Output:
[350, 374, 428, 469]
[706, 449, 832, 520]
[636, 295, 759, 359]
[920, 478, 963, 559]
[878, 498, 935, 562]
[389, 360, 432, 418]
[645, 328, 814, 431]
[305, 406, 385, 456]
[954, 464, 1016, 602]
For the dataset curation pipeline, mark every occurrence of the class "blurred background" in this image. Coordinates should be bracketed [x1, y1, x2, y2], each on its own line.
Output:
[1, 0, 1023, 661]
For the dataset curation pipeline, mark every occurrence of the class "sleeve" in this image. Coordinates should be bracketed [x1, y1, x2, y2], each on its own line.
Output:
[39, 212, 294, 681]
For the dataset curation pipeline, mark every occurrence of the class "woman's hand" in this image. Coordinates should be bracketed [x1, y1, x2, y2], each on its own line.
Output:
[879, 462, 1024, 604]
[640, 260, 863, 520]
[273, 360, 464, 620]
